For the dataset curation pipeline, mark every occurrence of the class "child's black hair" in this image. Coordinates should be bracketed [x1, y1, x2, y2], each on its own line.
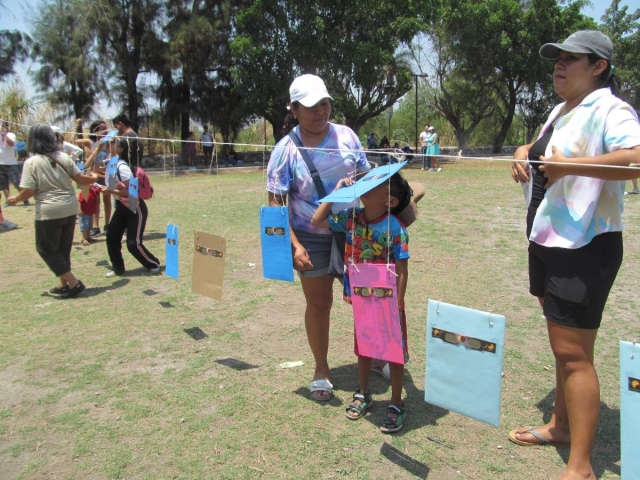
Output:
[389, 172, 412, 215]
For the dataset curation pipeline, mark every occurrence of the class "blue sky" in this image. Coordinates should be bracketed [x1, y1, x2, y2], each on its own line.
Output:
[1, 0, 639, 119]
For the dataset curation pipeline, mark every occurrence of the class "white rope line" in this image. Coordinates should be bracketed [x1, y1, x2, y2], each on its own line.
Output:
[7, 120, 640, 171]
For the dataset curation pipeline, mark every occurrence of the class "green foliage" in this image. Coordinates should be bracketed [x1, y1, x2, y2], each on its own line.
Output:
[86, 0, 164, 130]
[429, 0, 594, 150]
[600, 0, 640, 110]
[30, 0, 102, 121]
[0, 29, 30, 80]
[232, 0, 426, 140]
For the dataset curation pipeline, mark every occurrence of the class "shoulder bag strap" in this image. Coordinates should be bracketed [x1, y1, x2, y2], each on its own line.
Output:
[45, 153, 73, 178]
[288, 131, 326, 198]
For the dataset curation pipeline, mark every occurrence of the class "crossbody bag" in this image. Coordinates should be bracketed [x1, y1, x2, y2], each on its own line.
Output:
[288, 131, 345, 278]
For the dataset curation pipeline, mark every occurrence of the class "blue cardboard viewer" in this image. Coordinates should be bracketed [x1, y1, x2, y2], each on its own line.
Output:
[99, 129, 118, 144]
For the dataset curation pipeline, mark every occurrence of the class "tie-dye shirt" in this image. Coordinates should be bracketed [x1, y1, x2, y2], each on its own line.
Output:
[328, 208, 409, 303]
[530, 88, 640, 249]
[267, 123, 370, 234]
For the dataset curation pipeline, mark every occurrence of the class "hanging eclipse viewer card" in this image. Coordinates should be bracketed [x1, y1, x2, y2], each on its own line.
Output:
[318, 161, 407, 204]
[127, 177, 139, 213]
[425, 299, 506, 426]
[350, 263, 404, 364]
[620, 341, 640, 479]
[165, 223, 179, 279]
[259, 206, 294, 282]
[107, 156, 120, 190]
[192, 231, 226, 300]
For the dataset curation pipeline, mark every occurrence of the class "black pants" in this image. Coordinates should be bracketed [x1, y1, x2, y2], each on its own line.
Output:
[106, 200, 160, 273]
[35, 214, 76, 277]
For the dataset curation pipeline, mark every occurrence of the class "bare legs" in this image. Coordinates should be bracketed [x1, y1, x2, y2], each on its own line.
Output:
[514, 297, 598, 480]
[54, 271, 81, 290]
[300, 274, 334, 400]
[102, 192, 112, 228]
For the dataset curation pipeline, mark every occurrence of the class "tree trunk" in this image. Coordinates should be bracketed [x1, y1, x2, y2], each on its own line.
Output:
[492, 86, 518, 153]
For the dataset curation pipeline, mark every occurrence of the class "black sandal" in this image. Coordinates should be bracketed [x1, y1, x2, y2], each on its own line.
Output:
[380, 403, 406, 433]
[61, 280, 85, 299]
[49, 285, 69, 295]
[345, 390, 374, 420]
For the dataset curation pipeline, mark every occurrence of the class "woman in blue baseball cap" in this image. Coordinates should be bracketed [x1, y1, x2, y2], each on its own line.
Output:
[510, 30, 640, 480]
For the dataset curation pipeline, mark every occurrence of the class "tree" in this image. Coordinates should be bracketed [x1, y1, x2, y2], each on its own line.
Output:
[297, 0, 424, 133]
[419, 26, 497, 150]
[231, 0, 295, 142]
[158, 0, 235, 150]
[232, 0, 427, 141]
[0, 2, 31, 81]
[0, 30, 30, 81]
[600, 0, 640, 110]
[436, 0, 593, 152]
[85, 0, 164, 131]
[30, 0, 102, 122]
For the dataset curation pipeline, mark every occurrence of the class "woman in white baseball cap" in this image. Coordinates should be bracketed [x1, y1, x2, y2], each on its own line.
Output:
[266, 74, 371, 402]
[510, 30, 640, 480]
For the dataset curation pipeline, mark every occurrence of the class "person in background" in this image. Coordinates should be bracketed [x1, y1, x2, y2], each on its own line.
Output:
[7, 124, 99, 297]
[1, 121, 29, 207]
[223, 145, 239, 166]
[426, 126, 442, 172]
[366, 132, 378, 150]
[419, 125, 431, 171]
[267, 74, 371, 402]
[75, 119, 112, 237]
[186, 131, 197, 170]
[200, 125, 214, 165]
[101, 137, 160, 278]
[625, 177, 640, 194]
[112, 114, 143, 169]
[509, 30, 640, 480]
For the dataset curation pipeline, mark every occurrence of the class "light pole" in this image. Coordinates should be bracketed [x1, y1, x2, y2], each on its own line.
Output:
[411, 73, 428, 154]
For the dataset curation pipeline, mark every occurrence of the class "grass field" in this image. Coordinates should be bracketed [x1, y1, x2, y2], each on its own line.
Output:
[1, 161, 638, 479]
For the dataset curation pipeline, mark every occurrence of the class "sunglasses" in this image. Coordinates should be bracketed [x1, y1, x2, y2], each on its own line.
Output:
[167, 238, 177, 245]
[195, 246, 224, 258]
[630, 377, 640, 393]
[432, 328, 496, 353]
[264, 227, 286, 236]
[353, 286, 394, 298]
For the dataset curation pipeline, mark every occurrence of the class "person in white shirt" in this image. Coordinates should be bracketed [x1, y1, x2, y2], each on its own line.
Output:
[0, 122, 29, 209]
[200, 125, 214, 164]
[419, 125, 431, 170]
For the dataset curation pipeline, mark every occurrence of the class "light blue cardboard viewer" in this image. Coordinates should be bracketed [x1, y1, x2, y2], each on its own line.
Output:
[259, 206, 294, 282]
[165, 224, 179, 279]
[620, 341, 640, 479]
[425, 299, 506, 426]
[127, 177, 139, 213]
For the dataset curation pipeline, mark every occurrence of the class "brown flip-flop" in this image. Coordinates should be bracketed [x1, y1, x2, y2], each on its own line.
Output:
[508, 427, 570, 447]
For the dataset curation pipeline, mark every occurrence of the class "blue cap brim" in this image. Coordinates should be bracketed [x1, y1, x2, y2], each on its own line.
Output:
[319, 161, 407, 203]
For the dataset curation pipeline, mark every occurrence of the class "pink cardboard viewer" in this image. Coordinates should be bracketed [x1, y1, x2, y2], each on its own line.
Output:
[349, 263, 404, 364]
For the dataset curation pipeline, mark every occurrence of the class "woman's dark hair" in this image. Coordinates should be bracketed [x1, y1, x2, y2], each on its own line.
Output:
[88, 120, 106, 142]
[588, 54, 621, 96]
[283, 112, 298, 133]
[389, 172, 413, 215]
[27, 124, 58, 154]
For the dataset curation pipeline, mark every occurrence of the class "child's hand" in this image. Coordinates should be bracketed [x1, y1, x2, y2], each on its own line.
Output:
[333, 177, 355, 191]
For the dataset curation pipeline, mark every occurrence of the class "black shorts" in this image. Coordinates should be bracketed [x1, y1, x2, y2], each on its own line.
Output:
[528, 232, 623, 329]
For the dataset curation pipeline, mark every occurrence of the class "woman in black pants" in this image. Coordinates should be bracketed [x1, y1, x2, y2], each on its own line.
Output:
[7, 124, 99, 297]
[101, 138, 160, 277]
